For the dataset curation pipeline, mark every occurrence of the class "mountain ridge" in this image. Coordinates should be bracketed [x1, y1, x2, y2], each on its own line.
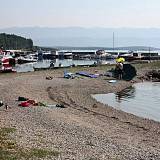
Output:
[1, 27, 160, 48]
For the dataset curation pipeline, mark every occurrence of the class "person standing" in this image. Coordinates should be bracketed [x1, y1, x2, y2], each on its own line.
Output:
[118, 62, 123, 79]
[115, 61, 124, 80]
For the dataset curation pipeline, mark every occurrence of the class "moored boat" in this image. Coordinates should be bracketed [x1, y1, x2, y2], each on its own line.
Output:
[0, 49, 16, 65]
[17, 56, 37, 64]
[1, 55, 16, 65]
[0, 66, 16, 73]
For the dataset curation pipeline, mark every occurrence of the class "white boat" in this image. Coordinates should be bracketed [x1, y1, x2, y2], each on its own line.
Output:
[17, 55, 37, 64]
[95, 50, 115, 59]
[58, 51, 73, 59]
[0, 50, 16, 65]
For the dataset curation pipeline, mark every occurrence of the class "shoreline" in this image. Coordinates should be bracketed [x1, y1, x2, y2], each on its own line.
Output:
[1, 64, 160, 159]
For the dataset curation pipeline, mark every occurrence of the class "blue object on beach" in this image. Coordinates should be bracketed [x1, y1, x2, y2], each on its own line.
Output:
[64, 70, 75, 79]
[76, 71, 98, 78]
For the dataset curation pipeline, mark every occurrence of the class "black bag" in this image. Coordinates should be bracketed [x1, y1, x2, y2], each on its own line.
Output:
[122, 64, 137, 81]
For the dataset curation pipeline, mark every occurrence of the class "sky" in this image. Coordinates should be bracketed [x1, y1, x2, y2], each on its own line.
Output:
[0, 0, 160, 28]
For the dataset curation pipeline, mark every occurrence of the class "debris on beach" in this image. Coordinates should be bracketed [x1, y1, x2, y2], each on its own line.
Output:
[38, 102, 66, 109]
[18, 96, 29, 101]
[46, 76, 53, 80]
[108, 80, 117, 83]
[105, 71, 114, 77]
[19, 100, 38, 107]
[0, 101, 4, 107]
[76, 71, 99, 78]
[92, 103, 98, 108]
[19, 101, 31, 107]
[18, 97, 38, 107]
[17, 96, 66, 109]
[27, 99, 38, 105]
[38, 102, 47, 106]
[0, 101, 9, 110]
[5, 104, 9, 110]
[46, 104, 66, 109]
[64, 71, 75, 79]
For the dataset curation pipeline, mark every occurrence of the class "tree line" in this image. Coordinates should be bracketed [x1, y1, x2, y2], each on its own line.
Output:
[0, 33, 33, 50]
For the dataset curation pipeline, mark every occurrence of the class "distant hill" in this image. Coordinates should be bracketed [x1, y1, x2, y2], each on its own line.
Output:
[0, 33, 33, 50]
[53, 46, 160, 51]
[111, 46, 160, 51]
[1, 27, 160, 48]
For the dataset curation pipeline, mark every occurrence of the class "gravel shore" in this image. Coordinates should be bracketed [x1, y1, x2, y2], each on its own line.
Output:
[1, 67, 160, 160]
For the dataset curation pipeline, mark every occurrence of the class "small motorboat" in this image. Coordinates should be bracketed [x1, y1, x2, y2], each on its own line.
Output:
[0, 55, 16, 73]
[1, 55, 16, 65]
[17, 56, 37, 64]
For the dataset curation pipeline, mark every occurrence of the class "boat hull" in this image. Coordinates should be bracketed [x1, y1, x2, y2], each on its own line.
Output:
[17, 59, 37, 64]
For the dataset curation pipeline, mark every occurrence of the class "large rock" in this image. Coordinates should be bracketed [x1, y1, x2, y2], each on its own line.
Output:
[146, 70, 160, 80]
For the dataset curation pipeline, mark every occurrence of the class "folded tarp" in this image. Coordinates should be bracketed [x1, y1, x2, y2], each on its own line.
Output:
[76, 71, 98, 78]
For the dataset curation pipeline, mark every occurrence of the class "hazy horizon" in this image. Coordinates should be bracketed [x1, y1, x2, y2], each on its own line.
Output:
[1, 0, 160, 47]
[1, 0, 160, 28]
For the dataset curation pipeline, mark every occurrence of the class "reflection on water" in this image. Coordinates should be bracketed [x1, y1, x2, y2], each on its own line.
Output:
[92, 82, 160, 122]
[116, 86, 136, 103]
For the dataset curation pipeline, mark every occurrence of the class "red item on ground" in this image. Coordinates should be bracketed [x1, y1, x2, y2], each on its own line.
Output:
[20, 101, 30, 107]
[27, 99, 38, 106]
[27, 100, 36, 104]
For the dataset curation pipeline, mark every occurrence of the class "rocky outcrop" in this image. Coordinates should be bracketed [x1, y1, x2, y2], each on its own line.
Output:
[145, 70, 160, 81]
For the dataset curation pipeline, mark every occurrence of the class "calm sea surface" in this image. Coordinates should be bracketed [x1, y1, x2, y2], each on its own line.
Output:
[14, 59, 115, 72]
[92, 82, 160, 122]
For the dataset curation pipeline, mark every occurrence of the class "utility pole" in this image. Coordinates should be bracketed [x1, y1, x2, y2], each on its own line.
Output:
[113, 32, 115, 51]
[149, 47, 151, 61]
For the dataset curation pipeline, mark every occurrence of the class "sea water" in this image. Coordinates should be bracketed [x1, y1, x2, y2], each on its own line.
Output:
[14, 59, 115, 72]
[92, 82, 160, 122]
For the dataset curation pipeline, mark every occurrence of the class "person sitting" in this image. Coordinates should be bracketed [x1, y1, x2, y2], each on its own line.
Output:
[59, 63, 62, 67]
[72, 63, 75, 67]
[50, 61, 55, 68]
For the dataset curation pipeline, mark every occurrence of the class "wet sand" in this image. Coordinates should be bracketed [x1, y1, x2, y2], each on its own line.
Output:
[1, 67, 160, 159]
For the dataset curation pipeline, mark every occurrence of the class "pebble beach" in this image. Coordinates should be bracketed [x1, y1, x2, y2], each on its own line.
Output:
[1, 65, 160, 160]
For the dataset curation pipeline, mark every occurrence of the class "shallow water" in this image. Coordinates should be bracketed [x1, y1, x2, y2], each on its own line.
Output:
[14, 59, 115, 72]
[92, 82, 160, 122]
